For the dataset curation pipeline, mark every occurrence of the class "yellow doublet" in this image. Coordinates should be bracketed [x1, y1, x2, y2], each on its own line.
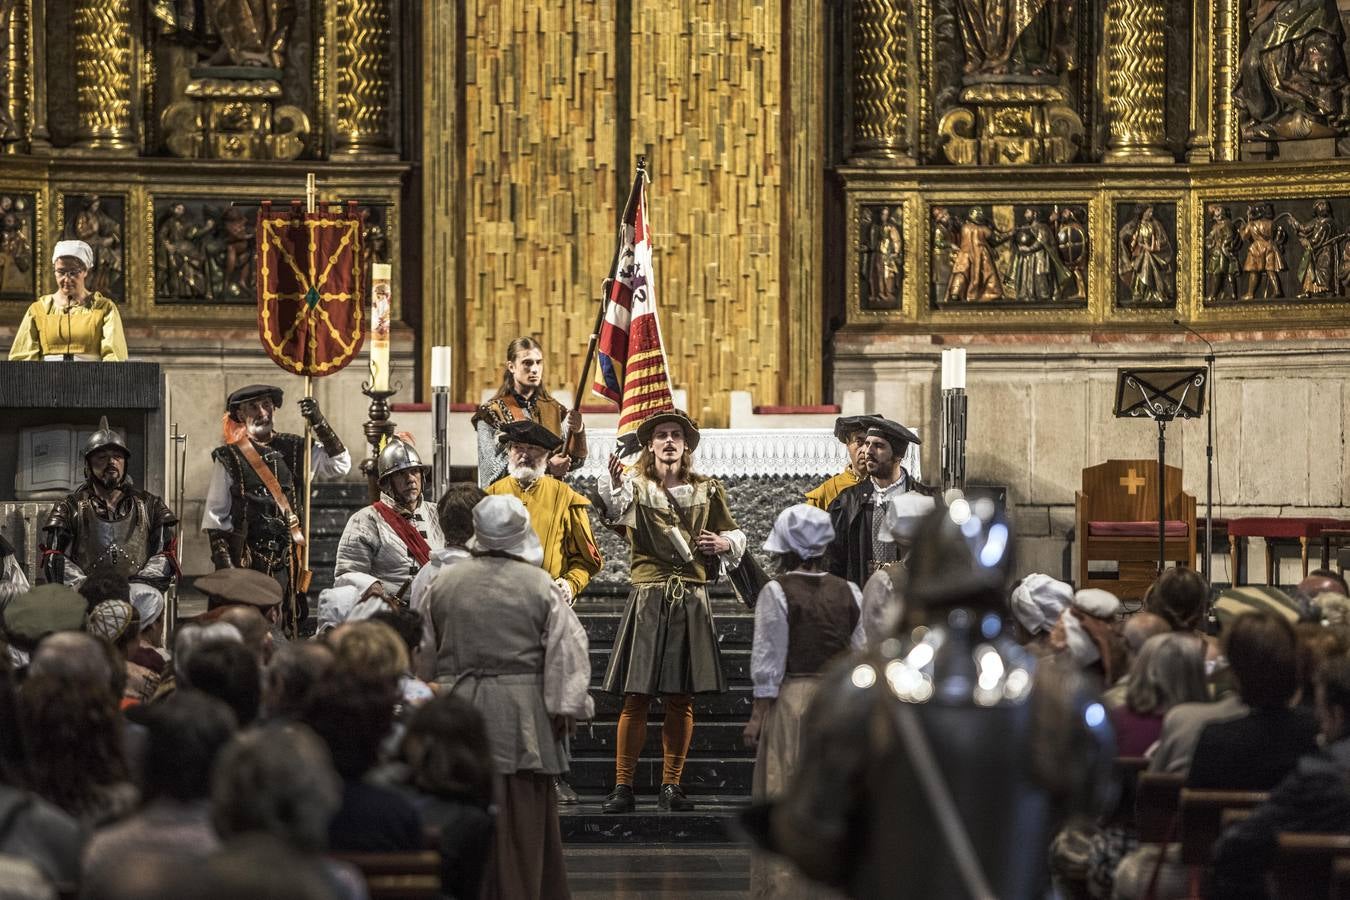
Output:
[9, 293, 128, 361]
[486, 474, 603, 597]
[804, 466, 861, 511]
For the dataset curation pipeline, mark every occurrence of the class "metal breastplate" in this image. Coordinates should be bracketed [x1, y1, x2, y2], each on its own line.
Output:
[73, 494, 149, 579]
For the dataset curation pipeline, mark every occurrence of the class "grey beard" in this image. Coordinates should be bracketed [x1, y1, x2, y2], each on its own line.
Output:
[510, 461, 546, 485]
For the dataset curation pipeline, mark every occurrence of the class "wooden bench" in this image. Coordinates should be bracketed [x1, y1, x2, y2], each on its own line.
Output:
[1136, 772, 1186, 843]
[1272, 833, 1350, 900]
[329, 850, 442, 900]
[1178, 789, 1268, 898]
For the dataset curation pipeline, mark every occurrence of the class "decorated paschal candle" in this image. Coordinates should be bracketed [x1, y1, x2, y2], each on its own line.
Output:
[369, 263, 392, 392]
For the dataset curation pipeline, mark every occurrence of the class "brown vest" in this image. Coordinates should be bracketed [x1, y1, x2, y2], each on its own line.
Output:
[780, 572, 860, 676]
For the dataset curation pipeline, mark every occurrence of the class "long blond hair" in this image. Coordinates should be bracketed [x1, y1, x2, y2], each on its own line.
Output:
[636, 447, 706, 485]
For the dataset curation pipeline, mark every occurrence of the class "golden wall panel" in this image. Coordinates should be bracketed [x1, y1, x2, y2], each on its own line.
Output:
[630, 0, 784, 424]
[460, 0, 620, 405]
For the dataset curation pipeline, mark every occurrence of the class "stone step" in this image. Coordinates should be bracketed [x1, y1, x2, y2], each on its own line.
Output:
[572, 720, 749, 756]
[586, 648, 750, 685]
[565, 757, 752, 795]
[559, 795, 749, 844]
[589, 687, 754, 720]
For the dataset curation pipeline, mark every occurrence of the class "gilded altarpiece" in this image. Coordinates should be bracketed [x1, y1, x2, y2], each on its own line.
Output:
[836, 0, 1350, 338]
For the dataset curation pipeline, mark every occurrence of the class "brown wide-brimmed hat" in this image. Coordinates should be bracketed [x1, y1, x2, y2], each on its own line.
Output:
[636, 409, 700, 451]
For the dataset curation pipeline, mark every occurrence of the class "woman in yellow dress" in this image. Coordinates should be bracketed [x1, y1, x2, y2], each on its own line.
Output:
[8, 240, 127, 361]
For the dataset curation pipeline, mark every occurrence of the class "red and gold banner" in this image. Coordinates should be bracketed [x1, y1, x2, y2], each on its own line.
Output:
[256, 204, 365, 376]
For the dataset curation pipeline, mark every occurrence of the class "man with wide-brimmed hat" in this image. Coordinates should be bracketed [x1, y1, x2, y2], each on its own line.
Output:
[334, 436, 445, 596]
[202, 384, 349, 633]
[42, 416, 177, 594]
[423, 494, 592, 900]
[804, 414, 881, 512]
[827, 417, 938, 589]
[598, 408, 747, 814]
[485, 420, 602, 604]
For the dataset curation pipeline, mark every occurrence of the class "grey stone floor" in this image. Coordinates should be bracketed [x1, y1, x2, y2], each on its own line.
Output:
[564, 845, 750, 899]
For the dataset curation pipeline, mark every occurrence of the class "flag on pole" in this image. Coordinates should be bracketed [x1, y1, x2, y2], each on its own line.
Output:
[256, 202, 365, 376]
[592, 165, 675, 436]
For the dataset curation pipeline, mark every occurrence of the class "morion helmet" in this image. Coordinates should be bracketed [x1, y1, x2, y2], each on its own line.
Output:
[376, 437, 430, 483]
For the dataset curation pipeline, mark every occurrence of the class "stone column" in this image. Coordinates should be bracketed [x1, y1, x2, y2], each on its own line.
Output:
[332, 0, 397, 158]
[849, 0, 911, 163]
[71, 0, 135, 152]
[1, 0, 27, 153]
[1103, 0, 1172, 163]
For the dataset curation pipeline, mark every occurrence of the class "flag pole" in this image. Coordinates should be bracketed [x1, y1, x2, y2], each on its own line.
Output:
[299, 172, 317, 624]
[566, 156, 646, 457]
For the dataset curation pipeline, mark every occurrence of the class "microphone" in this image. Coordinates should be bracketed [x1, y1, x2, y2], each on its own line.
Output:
[1172, 318, 1215, 360]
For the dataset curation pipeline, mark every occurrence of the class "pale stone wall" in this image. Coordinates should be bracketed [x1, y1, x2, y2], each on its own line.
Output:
[833, 333, 1349, 587]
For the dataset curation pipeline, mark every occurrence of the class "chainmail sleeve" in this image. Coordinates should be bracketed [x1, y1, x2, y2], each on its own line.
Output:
[476, 419, 506, 487]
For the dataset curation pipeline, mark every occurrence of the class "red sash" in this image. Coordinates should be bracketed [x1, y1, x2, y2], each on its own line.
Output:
[373, 502, 432, 567]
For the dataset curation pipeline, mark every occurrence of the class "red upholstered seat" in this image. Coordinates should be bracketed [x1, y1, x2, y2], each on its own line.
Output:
[1089, 520, 1189, 538]
[1226, 517, 1345, 539]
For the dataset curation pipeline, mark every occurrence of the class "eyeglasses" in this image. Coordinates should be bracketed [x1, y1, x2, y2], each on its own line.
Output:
[54, 268, 85, 279]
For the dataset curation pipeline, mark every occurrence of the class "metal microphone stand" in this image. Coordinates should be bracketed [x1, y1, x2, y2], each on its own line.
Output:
[1174, 320, 1217, 598]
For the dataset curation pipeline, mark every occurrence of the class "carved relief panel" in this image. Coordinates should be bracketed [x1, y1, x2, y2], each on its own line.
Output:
[59, 193, 126, 301]
[1201, 196, 1350, 306]
[150, 197, 259, 305]
[0, 192, 35, 300]
[859, 203, 904, 310]
[1114, 202, 1177, 309]
[929, 201, 1089, 309]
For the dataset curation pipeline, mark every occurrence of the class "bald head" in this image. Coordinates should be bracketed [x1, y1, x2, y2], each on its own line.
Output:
[1123, 612, 1171, 656]
[217, 606, 271, 662]
[29, 631, 113, 686]
[1299, 570, 1348, 600]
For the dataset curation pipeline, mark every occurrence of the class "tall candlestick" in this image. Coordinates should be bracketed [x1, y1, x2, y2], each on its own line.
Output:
[369, 263, 392, 392]
[431, 345, 452, 389]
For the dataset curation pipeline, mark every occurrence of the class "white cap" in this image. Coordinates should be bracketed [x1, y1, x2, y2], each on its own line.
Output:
[1009, 573, 1072, 635]
[51, 240, 94, 270]
[467, 495, 544, 567]
[763, 504, 834, 560]
[128, 583, 165, 630]
[315, 572, 381, 634]
[1073, 588, 1122, 619]
[877, 492, 938, 544]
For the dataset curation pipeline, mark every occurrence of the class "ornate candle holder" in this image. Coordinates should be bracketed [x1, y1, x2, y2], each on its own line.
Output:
[360, 379, 400, 504]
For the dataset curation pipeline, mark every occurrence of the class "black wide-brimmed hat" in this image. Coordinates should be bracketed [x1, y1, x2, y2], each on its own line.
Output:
[636, 409, 700, 451]
[225, 384, 284, 412]
[865, 418, 921, 453]
[497, 419, 563, 451]
[833, 414, 883, 444]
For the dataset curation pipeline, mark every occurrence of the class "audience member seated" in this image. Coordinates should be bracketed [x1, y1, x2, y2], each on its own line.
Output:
[1111, 633, 1208, 757]
[261, 641, 335, 721]
[183, 640, 261, 727]
[212, 605, 273, 664]
[78, 570, 131, 613]
[369, 608, 436, 709]
[1050, 588, 1128, 685]
[1298, 568, 1349, 601]
[1102, 612, 1172, 710]
[82, 692, 236, 885]
[1187, 612, 1318, 791]
[0, 584, 88, 670]
[127, 583, 168, 675]
[1145, 568, 1209, 634]
[379, 693, 495, 900]
[19, 633, 137, 827]
[86, 600, 158, 707]
[1009, 573, 1071, 657]
[210, 723, 368, 900]
[0, 653, 83, 890]
[301, 669, 422, 853]
[1210, 655, 1350, 899]
[163, 621, 243, 698]
[1294, 621, 1350, 710]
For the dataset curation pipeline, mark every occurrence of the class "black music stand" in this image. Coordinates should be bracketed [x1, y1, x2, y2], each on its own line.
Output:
[1113, 368, 1207, 577]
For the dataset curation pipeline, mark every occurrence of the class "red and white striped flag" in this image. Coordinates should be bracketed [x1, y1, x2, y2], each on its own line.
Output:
[592, 164, 675, 437]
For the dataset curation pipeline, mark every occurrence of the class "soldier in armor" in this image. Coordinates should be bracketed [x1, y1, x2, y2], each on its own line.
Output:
[746, 498, 1115, 899]
[472, 336, 586, 486]
[201, 384, 350, 631]
[42, 417, 177, 593]
[827, 418, 938, 589]
[334, 436, 445, 596]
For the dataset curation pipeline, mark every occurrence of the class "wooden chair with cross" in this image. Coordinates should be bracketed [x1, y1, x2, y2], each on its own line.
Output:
[1075, 459, 1197, 601]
